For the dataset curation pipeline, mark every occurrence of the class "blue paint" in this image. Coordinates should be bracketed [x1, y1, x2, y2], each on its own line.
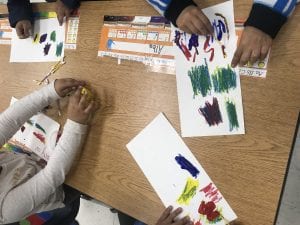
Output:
[106, 39, 115, 50]
[175, 154, 200, 178]
[0, 31, 3, 38]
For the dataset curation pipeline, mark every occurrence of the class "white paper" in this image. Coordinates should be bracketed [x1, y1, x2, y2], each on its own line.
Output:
[10, 18, 65, 62]
[173, 1, 245, 137]
[8, 97, 60, 161]
[127, 113, 237, 224]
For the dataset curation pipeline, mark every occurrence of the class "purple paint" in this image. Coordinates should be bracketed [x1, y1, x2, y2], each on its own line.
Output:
[175, 154, 200, 178]
[43, 43, 51, 55]
[39, 33, 47, 43]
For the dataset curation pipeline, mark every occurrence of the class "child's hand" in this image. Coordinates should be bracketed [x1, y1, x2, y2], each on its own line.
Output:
[156, 206, 193, 225]
[54, 78, 85, 97]
[15, 20, 32, 39]
[67, 87, 95, 125]
[55, 0, 73, 26]
[176, 5, 213, 35]
[231, 26, 272, 68]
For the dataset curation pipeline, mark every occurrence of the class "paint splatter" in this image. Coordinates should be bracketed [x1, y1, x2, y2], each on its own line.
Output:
[200, 182, 222, 203]
[214, 13, 229, 40]
[21, 126, 25, 132]
[39, 33, 47, 43]
[50, 30, 56, 42]
[198, 201, 222, 222]
[56, 42, 63, 57]
[226, 100, 239, 131]
[107, 39, 115, 50]
[188, 34, 199, 62]
[188, 59, 211, 98]
[175, 154, 200, 178]
[212, 65, 237, 93]
[0, 31, 3, 38]
[177, 177, 199, 205]
[33, 132, 45, 144]
[44, 43, 51, 56]
[35, 123, 46, 134]
[199, 97, 222, 126]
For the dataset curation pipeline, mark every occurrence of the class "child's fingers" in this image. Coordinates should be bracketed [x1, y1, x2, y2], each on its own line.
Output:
[79, 93, 87, 108]
[166, 207, 182, 223]
[174, 216, 191, 225]
[71, 87, 82, 103]
[158, 206, 173, 222]
[84, 101, 95, 114]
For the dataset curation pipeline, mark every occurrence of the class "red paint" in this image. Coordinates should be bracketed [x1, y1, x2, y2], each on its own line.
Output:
[198, 201, 220, 222]
[203, 36, 214, 62]
[194, 221, 202, 225]
[221, 45, 227, 58]
[200, 182, 222, 203]
[33, 132, 45, 144]
[180, 40, 192, 60]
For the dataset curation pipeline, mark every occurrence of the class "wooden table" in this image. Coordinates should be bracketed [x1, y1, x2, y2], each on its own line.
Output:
[0, 1, 299, 224]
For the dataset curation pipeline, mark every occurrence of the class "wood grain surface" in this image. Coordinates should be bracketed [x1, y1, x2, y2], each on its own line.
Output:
[0, 1, 299, 224]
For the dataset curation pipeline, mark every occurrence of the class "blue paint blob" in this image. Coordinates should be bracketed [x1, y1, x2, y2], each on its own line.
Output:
[175, 154, 200, 178]
[0, 31, 3, 38]
[106, 39, 115, 50]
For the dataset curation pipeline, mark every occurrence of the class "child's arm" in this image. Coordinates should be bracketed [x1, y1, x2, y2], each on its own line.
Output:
[0, 88, 95, 223]
[0, 82, 60, 146]
[231, 0, 297, 67]
[50, 0, 80, 25]
[146, 0, 213, 35]
[7, 0, 32, 28]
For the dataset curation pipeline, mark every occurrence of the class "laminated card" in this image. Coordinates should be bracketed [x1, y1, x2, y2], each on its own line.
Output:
[173, 1, 245, 137]
[127, 113, 237, 225]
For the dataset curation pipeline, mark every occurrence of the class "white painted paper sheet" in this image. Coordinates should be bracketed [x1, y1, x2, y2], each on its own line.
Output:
[173, 1, 245, 137]
[127, 113, 237, 225]
[10, 17, 65, 62]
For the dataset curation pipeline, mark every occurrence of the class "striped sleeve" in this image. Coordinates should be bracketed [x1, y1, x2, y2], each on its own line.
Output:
[245, 0, 298, 38]
[145, 0, 196, 26]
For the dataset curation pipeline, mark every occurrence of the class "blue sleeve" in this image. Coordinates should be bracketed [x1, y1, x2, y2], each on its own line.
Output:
[7, 0, 33, 28]
[146, 0, 196, 26]
[245, 0, 297, 38]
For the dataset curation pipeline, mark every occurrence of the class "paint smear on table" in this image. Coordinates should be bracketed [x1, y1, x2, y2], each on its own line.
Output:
[199, 97, 222, 126]
[175, 154, 200, 178]
[225, 100, 239, 131]
[177, 177, 199, 205]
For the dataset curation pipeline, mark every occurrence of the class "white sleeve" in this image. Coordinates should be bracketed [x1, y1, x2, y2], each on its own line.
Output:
[1, 119, 88, 223]
[0, 81, 60, 146]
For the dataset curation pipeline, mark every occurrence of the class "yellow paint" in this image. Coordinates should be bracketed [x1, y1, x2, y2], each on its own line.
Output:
[177, 177, 199, 205]
[81, 87, 93, 102]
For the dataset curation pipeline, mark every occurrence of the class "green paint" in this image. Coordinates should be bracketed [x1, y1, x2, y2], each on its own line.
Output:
[212, 65, 236, 93]
[56, 42, 63, 57]
[50, 30, 56, 42]
[177, 177, 199, 205]
[20, 220, 30, 225]
[188, 59, 211, 98]
[226, 100, 239, 131]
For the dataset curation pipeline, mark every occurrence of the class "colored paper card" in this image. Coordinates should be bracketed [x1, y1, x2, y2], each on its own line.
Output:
[127, 113, 237, 225]
[98, 15, 175, 74]
[8, 97, 60, 161]
[235, 20, 270, 78]
[10, 15, 65, 62]
[173, 0, 245, 137]
[0, 13, 12, 45]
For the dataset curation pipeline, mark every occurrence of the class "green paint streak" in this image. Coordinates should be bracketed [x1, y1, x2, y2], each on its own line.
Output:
[56, 42, 63, 57]
[188, 59, 211, 98]
[20, 220, 30, 225]
[50, 30, 56, 42]
[226, 100, 239, 131]
[35, 123, 46, 134]
[177, 177, 199, 205]
[26, 119, 34, 126]
[212, 65, 236, 93]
